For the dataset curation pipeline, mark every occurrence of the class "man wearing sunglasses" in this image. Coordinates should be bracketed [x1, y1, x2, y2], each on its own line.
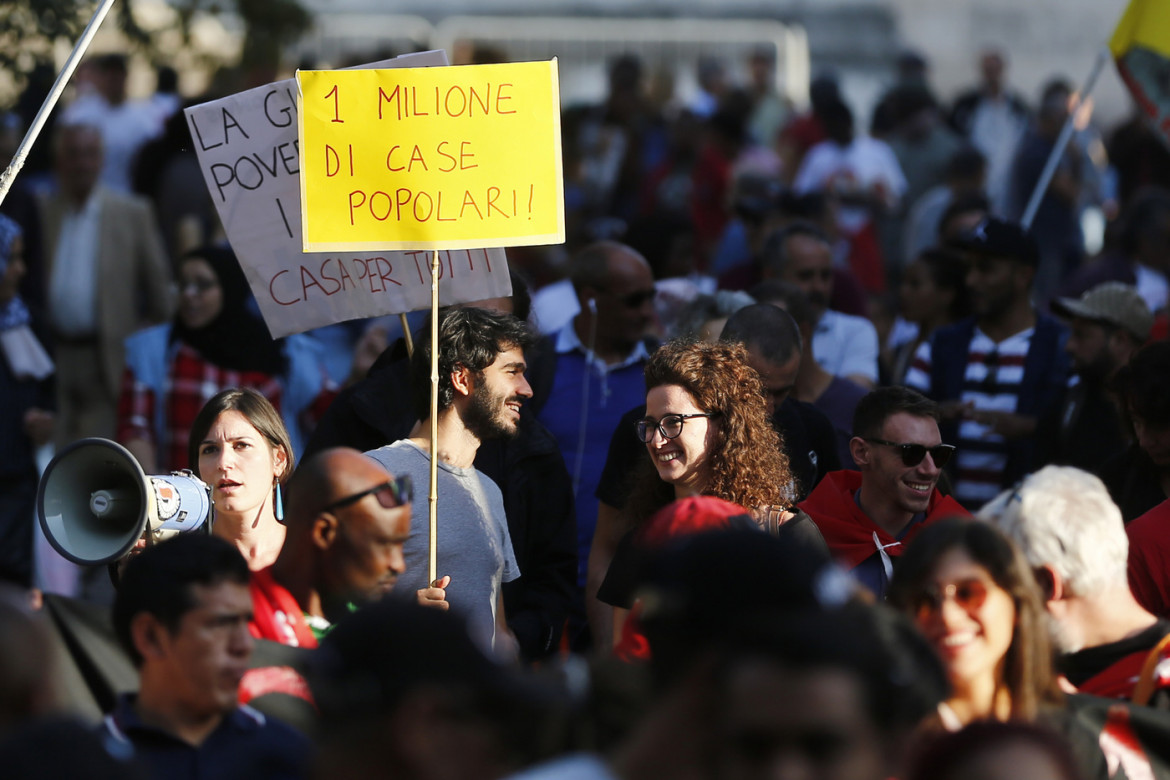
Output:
[801, 387, 967, 599]
[249, 447, 422, 648]
[529, 241, 658, 649]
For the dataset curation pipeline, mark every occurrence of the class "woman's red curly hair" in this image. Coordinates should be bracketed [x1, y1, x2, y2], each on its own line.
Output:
[627, 340, 794, 524]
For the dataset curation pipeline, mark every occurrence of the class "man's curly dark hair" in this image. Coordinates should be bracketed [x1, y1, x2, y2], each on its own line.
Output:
[410, 307, 536, 422]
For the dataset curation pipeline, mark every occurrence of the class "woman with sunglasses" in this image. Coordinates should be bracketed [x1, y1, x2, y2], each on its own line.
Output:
[601, 340, 827, 641]
[189, 388, 295, 571]
[888, 518, 1113, 777]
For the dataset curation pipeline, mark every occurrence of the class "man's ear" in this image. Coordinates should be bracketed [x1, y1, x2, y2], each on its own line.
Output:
[848, 436, 869, 467]
[131, 612, 168, 662]
[312, 512, 339, 550]
[1033, 564, 1064, 604]
[450, 363, 475, 399]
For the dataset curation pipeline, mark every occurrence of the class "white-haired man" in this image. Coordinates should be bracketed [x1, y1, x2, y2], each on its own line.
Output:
[980, 465, 1170, 703]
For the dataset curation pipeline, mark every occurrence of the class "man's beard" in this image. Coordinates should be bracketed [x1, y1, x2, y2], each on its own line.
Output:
[463, 379, 521, 441]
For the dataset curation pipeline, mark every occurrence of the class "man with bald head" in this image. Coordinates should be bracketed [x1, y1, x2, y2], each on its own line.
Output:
[249, 447, 436, 648]
[529, 240, 658, 648]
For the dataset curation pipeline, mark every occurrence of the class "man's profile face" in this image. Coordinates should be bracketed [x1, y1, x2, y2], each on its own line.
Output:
[327, 497, 411, 604]
[148, 581, 253, 719]
[463, 346, 532, 441]
[855, 413, 944, 518]
[718, 660, 888, 780]
[777, 235, 834, 321]
[746, 349, 801, 417]
[1064, 317, 1115, 380]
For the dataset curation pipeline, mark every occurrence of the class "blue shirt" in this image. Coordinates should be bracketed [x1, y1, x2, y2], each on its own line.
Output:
[100, 694, 311, 780]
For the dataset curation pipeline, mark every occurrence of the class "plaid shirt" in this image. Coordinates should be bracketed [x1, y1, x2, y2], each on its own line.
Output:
[117, 342, 284, 472]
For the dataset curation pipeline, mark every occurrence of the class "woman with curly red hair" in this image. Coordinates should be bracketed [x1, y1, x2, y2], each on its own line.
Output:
[600, 340, 829, 647]
[626, 339, 797, 521]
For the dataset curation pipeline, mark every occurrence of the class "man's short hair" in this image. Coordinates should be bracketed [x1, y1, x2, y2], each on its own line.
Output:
[852, 386, 940, 439]
[760, 221, 832, 278]
[978, 465, 1128, 597]
[568, 240, 633, 295]
[410, 307, 536, 421]
[1112, 340, 1170, 428]
[113, 535, 250, 666]
[747, 280, 818, 330]
[721, 302, 803, 365]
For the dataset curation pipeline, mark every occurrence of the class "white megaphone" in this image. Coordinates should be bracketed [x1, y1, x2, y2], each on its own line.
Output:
[37, 438, 214, 565]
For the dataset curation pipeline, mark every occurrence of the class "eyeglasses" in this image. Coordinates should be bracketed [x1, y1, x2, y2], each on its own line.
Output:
[635, 413, 719, 443]
[321, 475, 413, 513]
[913, 577, 990, 620]
[863, 438, 956, 468]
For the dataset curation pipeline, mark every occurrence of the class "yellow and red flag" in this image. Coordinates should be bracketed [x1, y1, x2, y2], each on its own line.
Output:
[1111, 0, 1170, 138]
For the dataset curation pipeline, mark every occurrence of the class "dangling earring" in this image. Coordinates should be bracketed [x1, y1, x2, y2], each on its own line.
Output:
[273, 478, 284, 523]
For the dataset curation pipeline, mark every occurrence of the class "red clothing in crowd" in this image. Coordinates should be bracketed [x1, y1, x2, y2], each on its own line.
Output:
[249, 567, 318, 649]
[1128, 499, 1170, 619]
[117, 342, 282, 472]
[799, 470, 968, 570]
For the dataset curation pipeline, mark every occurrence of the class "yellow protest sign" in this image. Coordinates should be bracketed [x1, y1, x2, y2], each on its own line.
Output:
[297, 60, 564, 251]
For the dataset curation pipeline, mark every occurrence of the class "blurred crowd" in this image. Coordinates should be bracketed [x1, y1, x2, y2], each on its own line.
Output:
[3, 40, 1170, 780]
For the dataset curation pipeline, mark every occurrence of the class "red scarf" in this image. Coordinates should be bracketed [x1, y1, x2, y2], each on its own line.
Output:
[798, 470, 968, 570]
[249, 567, 318, 649]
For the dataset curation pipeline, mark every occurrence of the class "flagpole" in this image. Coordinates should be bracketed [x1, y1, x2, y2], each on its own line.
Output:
[428, 248, 440, 585]
[1020, 47, 1110, 230]
[0, 0, 118, 208]
[399, 313, 414, 358]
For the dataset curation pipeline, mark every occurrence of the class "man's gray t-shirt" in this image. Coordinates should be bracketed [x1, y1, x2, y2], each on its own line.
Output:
[365, 440, 519, 648]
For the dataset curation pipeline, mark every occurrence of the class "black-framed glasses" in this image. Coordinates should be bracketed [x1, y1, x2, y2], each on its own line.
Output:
[863, 438, 956, 468]
[322, 475, 413, 513]
[635, 413, 719, 443]
[913, 577, 990, 621]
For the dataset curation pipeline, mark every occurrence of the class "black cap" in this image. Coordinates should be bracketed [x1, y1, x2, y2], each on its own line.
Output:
[951, 217, 1040, 267]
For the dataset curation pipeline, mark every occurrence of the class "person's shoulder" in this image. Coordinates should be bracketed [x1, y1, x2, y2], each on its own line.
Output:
[1129, 499, 1170, 543]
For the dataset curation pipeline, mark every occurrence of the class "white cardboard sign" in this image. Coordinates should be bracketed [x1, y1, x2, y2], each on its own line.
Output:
[184, 51, 511, 338]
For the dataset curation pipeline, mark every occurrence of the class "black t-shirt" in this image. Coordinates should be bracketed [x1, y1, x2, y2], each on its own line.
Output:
[593, 398, 841, 510]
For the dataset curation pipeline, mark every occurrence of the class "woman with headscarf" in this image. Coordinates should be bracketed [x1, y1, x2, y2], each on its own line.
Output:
[0, 213, 54, 586]
[117, 245, 333, 473]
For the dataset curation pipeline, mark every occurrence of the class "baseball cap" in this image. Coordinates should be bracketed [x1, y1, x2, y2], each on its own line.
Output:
[951, 217, 1040, 267]
[1051, 282, 1153, 341]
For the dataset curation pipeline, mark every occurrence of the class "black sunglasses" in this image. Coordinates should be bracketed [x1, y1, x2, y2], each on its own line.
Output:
[863, 438, 956, 468]
[321, 474, 413, 513]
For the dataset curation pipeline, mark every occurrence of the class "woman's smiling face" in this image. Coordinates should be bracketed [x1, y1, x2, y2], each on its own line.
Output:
[644, 383, 720, 498]
[914, 547, 1017, 694]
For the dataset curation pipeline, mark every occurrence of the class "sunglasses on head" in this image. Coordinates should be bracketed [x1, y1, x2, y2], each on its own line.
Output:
[913, 577, 990, 620]
[322, 474, 413, 513]
[863, 438, 955, 468]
